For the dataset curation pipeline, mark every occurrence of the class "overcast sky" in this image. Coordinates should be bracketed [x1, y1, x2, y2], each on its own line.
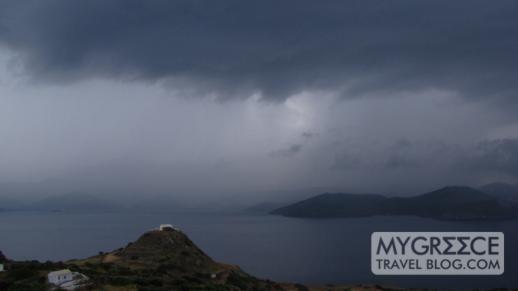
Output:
[0, 0, 517, 199]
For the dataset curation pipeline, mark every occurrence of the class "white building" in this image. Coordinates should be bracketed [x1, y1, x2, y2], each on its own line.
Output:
[59, 273, 89, 290]
[48, 269, 89, 290]
[0, 263, 4, 272]
[48, 269, 73, 285]
[159, 224, 179, 231]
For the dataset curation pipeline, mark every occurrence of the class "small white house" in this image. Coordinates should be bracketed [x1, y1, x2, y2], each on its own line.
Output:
[48, 269, 73, 285]
[0, 263, 4, 272]
[159, 224, 179, 231]
[59, 273, 89, 290]
[48, 269, 89, 290]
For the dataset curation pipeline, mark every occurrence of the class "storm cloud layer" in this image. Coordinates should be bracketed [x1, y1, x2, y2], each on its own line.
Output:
[0, 0, 517, 101]
[0, 1, 518, 201]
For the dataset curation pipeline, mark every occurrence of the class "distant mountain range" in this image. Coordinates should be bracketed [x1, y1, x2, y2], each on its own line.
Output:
[0, 192, 121, 212]
[271, 184, 518, 221]
[28, 193, 121, 212]
[0, 192, 200, 213]
[2, 182, 518, 217]
[0, 196, 25, 211]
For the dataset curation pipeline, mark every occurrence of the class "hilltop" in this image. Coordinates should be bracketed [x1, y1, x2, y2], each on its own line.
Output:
[0, 228, 426, 291]
[0, 228, 278, 290]
[271, 186, 517, 220]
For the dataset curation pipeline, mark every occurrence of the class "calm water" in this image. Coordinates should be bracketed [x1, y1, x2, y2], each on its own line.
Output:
[0, 211, 516, 288]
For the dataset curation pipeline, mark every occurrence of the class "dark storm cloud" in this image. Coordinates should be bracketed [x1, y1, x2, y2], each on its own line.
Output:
[329, 137, 518, 183]
[384, 139, 418, 169]
[467, 138, 518, 176]
[301, 132, 315, 139]
[0, 0, 517, 101]
[384, 154, 418, 169]
[330, 153, 362, 171]
[269, 144, 303, 158]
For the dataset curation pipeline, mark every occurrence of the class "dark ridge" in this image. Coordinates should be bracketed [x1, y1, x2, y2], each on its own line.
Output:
[271, 186, 517, 221]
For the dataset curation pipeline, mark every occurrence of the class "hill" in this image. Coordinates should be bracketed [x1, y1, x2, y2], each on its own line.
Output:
[0, 228, 283, 290]
[68, 228, 278, 290]
[270, 193, 386, 218]
[0, 228, 425, 291]
[271, 186, 517, 220]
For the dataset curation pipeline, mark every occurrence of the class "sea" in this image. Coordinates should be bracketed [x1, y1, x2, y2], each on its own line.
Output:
[0, 210, 516, 289]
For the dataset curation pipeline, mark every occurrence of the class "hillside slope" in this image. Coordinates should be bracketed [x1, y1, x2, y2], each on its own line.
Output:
[69, 229, 281, 290]
[0, 228, 426, 291]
